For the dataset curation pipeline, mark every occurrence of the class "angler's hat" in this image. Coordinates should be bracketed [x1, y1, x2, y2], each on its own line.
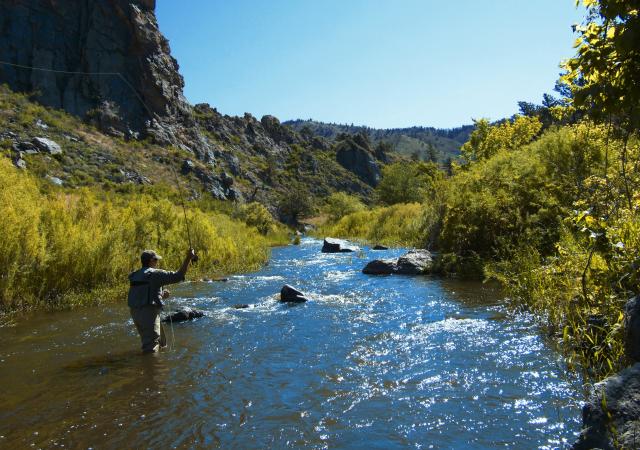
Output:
[141, 249, 162, 265]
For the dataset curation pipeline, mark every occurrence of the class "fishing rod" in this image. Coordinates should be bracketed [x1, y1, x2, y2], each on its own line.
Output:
[170, 165, 198, 263]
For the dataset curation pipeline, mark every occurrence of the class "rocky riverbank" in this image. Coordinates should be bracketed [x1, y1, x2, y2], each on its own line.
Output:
[573, 296, 640, 449]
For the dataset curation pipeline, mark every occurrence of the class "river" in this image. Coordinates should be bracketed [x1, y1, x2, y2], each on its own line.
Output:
[0, 238, 582, 449]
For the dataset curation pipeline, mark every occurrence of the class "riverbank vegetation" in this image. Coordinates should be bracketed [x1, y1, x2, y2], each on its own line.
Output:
[0, 158, 288, 314]
[318, 0, 640, 381]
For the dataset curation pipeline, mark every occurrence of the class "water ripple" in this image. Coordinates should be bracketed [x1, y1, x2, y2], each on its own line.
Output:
[0, 239, 582, 449]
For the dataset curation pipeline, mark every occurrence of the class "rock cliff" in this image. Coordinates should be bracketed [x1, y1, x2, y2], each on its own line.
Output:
[0, 0, 188, 138]
[0, 0, 380, 214]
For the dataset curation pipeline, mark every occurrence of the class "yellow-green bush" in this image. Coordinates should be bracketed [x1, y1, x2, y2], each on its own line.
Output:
[480, 124, 639, 380]
[319, 203, 425, 247]
[375, 161, 442, 206]
[233, 201, 276, 235]
[322, 192, 365, 222]
[460, 115, 542, 164]
[0, 159, 279, 312]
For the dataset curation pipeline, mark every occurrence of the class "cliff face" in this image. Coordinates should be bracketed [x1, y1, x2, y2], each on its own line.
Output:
[0, 0, 383, 212]
[0, 0, 187, 136]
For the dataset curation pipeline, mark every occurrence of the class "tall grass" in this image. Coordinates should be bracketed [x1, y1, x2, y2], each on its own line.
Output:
[318, 203, 426, 248]
[0, 159, 284, 312]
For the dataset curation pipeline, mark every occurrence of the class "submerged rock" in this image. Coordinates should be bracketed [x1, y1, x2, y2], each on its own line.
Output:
[573, 362, 640, 450]
[201, 277, 229, 282]
[280, 284, 308, 303]
[233, 304, 249, 309]
[321, 237, 360, 253]
[162, 307, 204, 323]
[372, 244, 388, 250]
[363, 249, 433, 275]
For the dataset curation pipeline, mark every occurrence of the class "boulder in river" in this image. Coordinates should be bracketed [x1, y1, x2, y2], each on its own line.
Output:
[396, 250, 433, 275]
[372, 244, 389, 250]
[361, 258, 398, 275]
[363, 249, 433, 275]
[280, 284, 308, 303]
[573, 362, 640, 450]
[162, 307, 205, 323]
[322, 237, 360, 253]
[625, 296, 640, 363]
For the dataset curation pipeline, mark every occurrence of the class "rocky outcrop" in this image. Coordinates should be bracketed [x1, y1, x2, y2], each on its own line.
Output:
[0, 0, 189, 138]
[573, 363, 640, 450]
[625, 296, 640, 364]
[335, 134, 381, 186]
[363, 250, 433, 275]
[32, 137, 61, 155]
[0, 0, 380, 210]
[280, 285, 308, 303]
[260, 115, 299, 144]
[322, 238, 360, 253]
[162, 307, 204, 323]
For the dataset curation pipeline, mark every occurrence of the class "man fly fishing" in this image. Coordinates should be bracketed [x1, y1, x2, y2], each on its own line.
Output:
[128, 248, 196, 353]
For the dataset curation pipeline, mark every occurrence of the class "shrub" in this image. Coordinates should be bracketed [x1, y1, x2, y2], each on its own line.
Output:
[460, 115, 542, 165]
[234, 201, 276, 235]
[322, 192, 365, 222]
[0, 159, 278, 312]
[320, 203, 425, 247]
[375, 161, 442, 206]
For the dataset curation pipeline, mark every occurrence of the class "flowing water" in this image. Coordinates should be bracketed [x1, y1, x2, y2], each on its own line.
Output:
[0, 238, 582, 449]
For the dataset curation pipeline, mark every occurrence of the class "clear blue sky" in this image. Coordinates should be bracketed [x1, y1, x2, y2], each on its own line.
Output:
[156, 1, 584, 129]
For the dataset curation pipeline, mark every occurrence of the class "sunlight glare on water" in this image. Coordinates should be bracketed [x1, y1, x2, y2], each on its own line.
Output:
[0, 238, 582, 449]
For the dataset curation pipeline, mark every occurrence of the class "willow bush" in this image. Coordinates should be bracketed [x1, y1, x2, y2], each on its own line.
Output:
[0, 159, 283, 312]
[319, 202, 426, 248]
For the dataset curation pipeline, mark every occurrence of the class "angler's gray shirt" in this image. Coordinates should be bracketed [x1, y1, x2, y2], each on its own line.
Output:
[127, 267, 184, 308]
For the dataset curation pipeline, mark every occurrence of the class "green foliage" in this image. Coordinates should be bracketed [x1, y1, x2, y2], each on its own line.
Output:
[440, 144, 563, 262]
[561, 1, 640, 130]
[460, 116, 542, 165]
[375, 161, 442, 206]
[234, 201, 277, 235]
[277, 183, 315, 224]
[442, 123, 611, 262]
[0, 159, 281, 312]
[319, 203, 426, 248]
[322, 192, 365, 222]
[326, 119, 637, 379]
[485, 125, 638, 379]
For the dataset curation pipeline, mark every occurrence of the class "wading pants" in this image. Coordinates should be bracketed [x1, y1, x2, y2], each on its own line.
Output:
[130, 305, 166, 353]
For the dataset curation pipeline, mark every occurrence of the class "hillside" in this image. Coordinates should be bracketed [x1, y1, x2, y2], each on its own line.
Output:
[0, 85, 389, 220]
[284, 119, 474, 163]
[0, 0, 391, 222]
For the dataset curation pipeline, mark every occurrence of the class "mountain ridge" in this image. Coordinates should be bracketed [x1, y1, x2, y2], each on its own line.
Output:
[284, 119, 474, 162]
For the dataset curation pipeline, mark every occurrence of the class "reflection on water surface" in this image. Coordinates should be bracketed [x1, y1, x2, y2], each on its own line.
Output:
[0, 239, 581, 448]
